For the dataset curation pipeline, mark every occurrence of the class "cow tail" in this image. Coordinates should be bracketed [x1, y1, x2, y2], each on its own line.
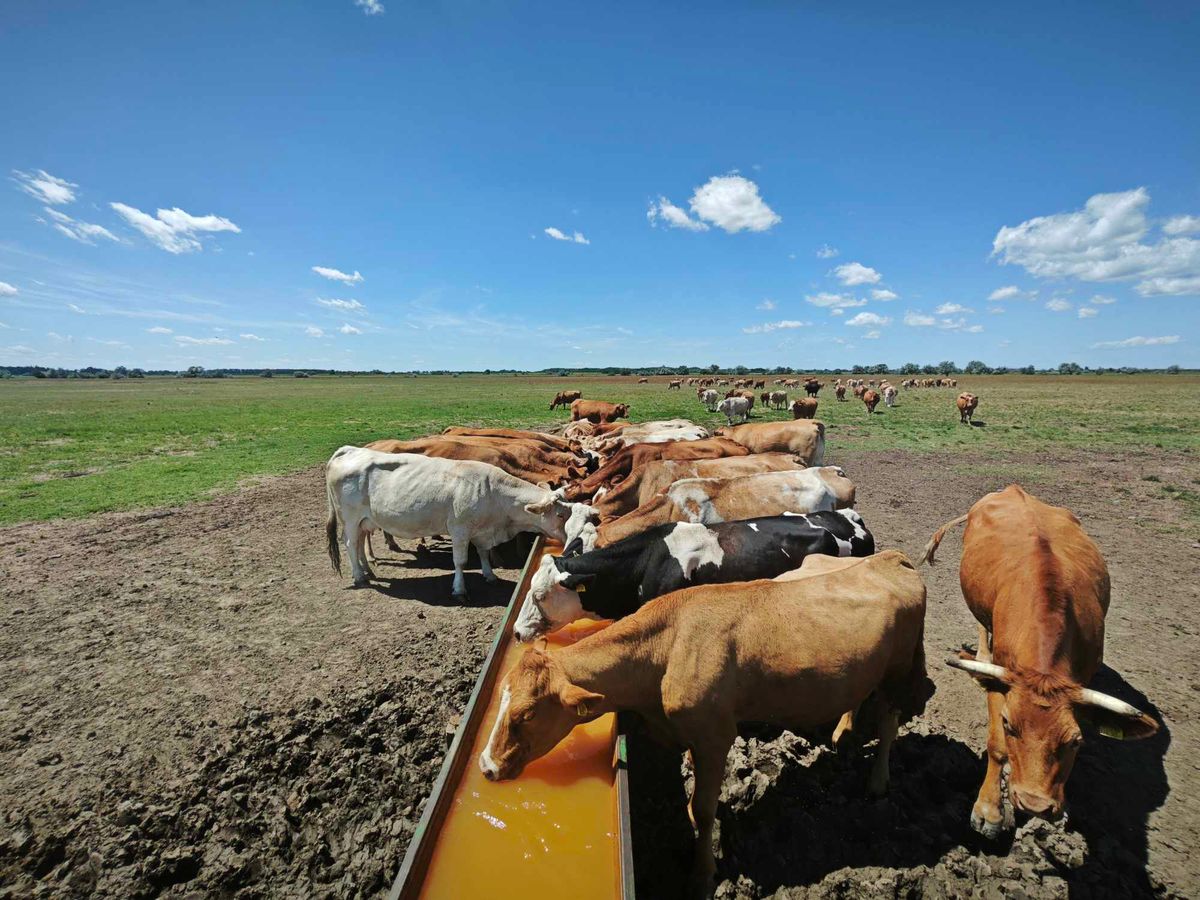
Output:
[918, 512, 969, 566]
[325, 479, 342, 575]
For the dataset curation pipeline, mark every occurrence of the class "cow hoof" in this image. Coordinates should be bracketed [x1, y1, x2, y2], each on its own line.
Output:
[352, 577, 370, 589]
[450, 590, 469, 602]
[484, 574, 499, 583]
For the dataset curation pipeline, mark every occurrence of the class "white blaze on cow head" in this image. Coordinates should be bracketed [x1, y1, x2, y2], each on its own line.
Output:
[562, 503, 599, 553]
[523, 492, 590, 544]
[514, 555, 597, 642]
[479, 645, 604, 781]
[947, 657, 1159, 819]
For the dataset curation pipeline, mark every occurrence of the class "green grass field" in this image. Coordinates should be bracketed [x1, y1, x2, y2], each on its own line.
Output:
[1, 373, 1196, 526]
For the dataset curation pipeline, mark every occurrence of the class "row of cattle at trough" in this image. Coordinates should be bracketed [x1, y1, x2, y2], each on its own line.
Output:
[322, 400, 1154, 896]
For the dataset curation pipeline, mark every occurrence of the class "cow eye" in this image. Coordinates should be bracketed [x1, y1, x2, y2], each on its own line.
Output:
[1001, 715, 1016, 737]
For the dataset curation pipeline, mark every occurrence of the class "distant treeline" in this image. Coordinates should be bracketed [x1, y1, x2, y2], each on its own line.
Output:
[0, 361, 1189, 380]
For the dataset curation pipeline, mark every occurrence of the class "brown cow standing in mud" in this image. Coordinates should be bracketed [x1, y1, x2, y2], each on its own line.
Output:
[922, 485, 1158, 837]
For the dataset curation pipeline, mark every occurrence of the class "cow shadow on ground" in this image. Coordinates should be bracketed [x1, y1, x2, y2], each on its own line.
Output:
[969, 419, 988, 428]
[365, 571, 515, 607]
[1060, 664, 1170, 896]
[361, 533, 535, 607]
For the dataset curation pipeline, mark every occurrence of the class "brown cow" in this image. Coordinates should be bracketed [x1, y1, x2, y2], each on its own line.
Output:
[921, 486, 1158, 837]
[479, 551, 931, 892]
[570, 399, 630, 424]
[724, 388, 756, 410]
[835, 384, 847, 401]
[550, 390, 582, 410]
[365, 437, 585, 486]
[862, 389, 880, 414]
[759, 391, 771, 407]
[805, 378, 823, 397]
[442, 427, 573, 453]
[715, 419, 825, 463]
[790, 397, 818, 419]
[561, 437, 749, 502]
[957, 392, 979, 424]
[753, 379, 766, 389]
[668, 379, 682, 390]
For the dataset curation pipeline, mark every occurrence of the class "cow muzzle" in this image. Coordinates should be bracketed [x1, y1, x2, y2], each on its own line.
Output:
[1012, 788, 1063, 820]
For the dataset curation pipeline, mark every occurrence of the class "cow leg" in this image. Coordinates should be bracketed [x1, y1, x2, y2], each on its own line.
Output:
[347, 521, 371, 587]
[475, 542, 497, 582]
[832, 707, 858, 753]
[867, 705, 899, 795]
[385, 532, 402, 553]
[971, 688, 1014, 837]
[685, 729, 734, 898]
[448, 527, 470, 599]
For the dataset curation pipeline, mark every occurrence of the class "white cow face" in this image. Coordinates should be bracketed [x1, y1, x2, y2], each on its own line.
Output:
[513, 555, 594, 642]
[562, 503, 599, 552]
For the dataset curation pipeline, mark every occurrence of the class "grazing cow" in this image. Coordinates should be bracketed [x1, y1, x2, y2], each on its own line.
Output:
[365, 437, 586, 487]
[805, 378, 823, 397]
[883, 385, 898, 408]
[482, 550, 931, 893]
[596, 466, 855, 546]
[957, 392, 979, 424]
[563, 437, 750, 502]
[853, 384, 866, 399]
[550, 390, 582, 410]
[769, 390, 788, 410]
[570, 399, 630, 424]
[753, 379, 766, 389]
[921, 486, 1157, 836]
[591, 453, 806, 521]
[862, 389, 880, 414]
[441, 427, 574, 453]
[638, 377, 649, 384]
[699, 389, 719, 411]
[790, 397, 817, 419]
[718, 395, 750, 425]
[714, 419, 825, 464]
[668, 379, 682, 390]
[835, 384, 847, 401]
[325, 448, 595, 596]
[516, 509, 875, 640]
[759, 391, 771, 408]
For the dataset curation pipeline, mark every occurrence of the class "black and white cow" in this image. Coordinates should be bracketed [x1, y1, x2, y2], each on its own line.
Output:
[513, 509, 874, 640]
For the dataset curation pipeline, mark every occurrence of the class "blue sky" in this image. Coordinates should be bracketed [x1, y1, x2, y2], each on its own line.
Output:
[1, 1, 1197, 370]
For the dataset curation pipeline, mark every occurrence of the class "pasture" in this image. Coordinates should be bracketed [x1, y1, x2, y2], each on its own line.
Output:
[1, 373, 1198, 898]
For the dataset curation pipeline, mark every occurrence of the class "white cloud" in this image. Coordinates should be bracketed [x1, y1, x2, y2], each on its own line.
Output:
[47, 331, 71, 342]
[1091, 335, 1180, 349]
[544, 227, 589, 244]
[1045, 298, 1072, 312]
[742, 320, 810, 334]
[312, 266, 364, 284]
[805, 291, 866, 310]
[339, 323, 363, 335]
[111, 203, 240, 253]
[647, 197, 708, 232]
[904, 311, 936, 327]
[831, 309, 845, 316]
[652, 174, 780, 234]
[863, 330, 881, 339]
[1163, 215, 1200, 236]
[355, 0, 384, 13]
[89, 338, 129, 348]
[833, 262, 882, 286]
[845, 311, 891, 328]
[964, 324, 984, 333]
[1090, 295, 1117, 305]
[871, 289, 898, 301]
[241, 333, 266, 341]
[816, 244, 839, 259]
[316, 297, 366, 312]
[146, 326, 173, 334]
[305, 325, 325, 337]
[43, 207, 118, 244]
[13, 169, 77, 204]
[67, 303, 86, 314]
[174, 335, 233, 346]
[0, 321, 9, 329]
[756, 299, 776, 310]
[936, 302, 973, 314]
[988, 307, 1006, 314]
[1078, 307, 1098, 319]
[993, 188, 1200, 296]
[0, 281, 17, 296]
[989, 285, 1022, 301]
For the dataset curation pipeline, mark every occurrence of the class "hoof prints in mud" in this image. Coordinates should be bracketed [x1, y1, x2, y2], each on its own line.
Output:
[1, 673, 478, 899]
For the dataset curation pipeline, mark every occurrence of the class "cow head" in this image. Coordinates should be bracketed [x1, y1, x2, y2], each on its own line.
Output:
[948, 657, 1158, 819]
[815, 465, 856, 508]
[478, 644, 604, 780]
[613, 404, 630, 419]
[514, 555, 597, 641]
[523, 493, 591, 544]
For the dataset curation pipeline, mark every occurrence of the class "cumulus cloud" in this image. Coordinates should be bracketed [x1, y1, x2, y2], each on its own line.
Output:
[146, 326, 173, 334]
[806, 292, 866, 310]
[756, 299, 776, 310]
[863, 330, 882, 339]
[0, 281, 17, 296]
[845, 311, 891, 328]
[339, 323, 363, 335]
[833, 262, 882, 286]
[1091, 335, 1180, 349]
[1163, 215, 1200, 236]
[305, 325, 325, 337]
[904, 311, 936, 327]
[1078, 307, 1098, 319]
[936, 303, 973, 314]
[1090, 295, 1117, 305]
[544, 227, 589, 244]
[992, 188, 1200, 297]
[241, 333, 266, 341]
[43, 207, 118, 244]
[112, 203, 240, 253]
[871, 289, 898, 301]
[355, 0, 384, 13]
[988, 285, 1022, 301]
[651, 175, 780, 234]
[174, 335, 233, 346]
[1045, 298, 1072, 312]
[989, 307, 1006, 314]
[816, 244, 839, 259]
[742, 320, 810, 334]
[312, 266, 364, 284]
[316, 298, 366, 312]
[12, 169, 77, 204]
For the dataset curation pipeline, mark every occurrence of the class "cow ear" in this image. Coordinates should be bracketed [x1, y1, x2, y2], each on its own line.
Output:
[535, 481, 552, 492]
[563, 573, 596, 591]
[560, 684, 604, 718]
[525, 498, 554, 515]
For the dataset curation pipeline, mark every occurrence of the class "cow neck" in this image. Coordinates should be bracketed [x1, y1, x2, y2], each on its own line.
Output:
[556, 543, 646, 620]
[554, 617, 667, 714]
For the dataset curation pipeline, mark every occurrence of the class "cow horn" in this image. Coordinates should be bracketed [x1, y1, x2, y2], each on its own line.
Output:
[1076, 689, 1148, 719]
[946, 657, 1010, 681]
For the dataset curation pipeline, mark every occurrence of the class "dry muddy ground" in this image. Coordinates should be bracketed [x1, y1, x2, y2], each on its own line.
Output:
[1, 446, 1197, 898]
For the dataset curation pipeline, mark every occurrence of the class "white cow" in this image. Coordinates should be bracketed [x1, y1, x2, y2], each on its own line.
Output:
[325, 447, 596, 597]
[718, 396, 750, 425]
[700, 389, 719, 411]
[883, 385, 898, 408]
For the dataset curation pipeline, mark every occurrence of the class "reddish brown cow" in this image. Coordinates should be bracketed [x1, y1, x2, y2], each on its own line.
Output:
[550, 390, 582, 410]
[957, 392, 979, 424]
[922, 486, 1158, 837]
[569, 399, 630, 424]
[790, 397, 818, 419]
[561, 437, 749, 501]
[862, 389, 880, 414]
[365, 437, 586, 486]
[835, 384, 847, 401]
[442, 427, 573, 453]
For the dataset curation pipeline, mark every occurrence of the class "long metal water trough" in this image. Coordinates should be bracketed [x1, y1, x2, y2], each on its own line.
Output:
[388, 536, 635, 900]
